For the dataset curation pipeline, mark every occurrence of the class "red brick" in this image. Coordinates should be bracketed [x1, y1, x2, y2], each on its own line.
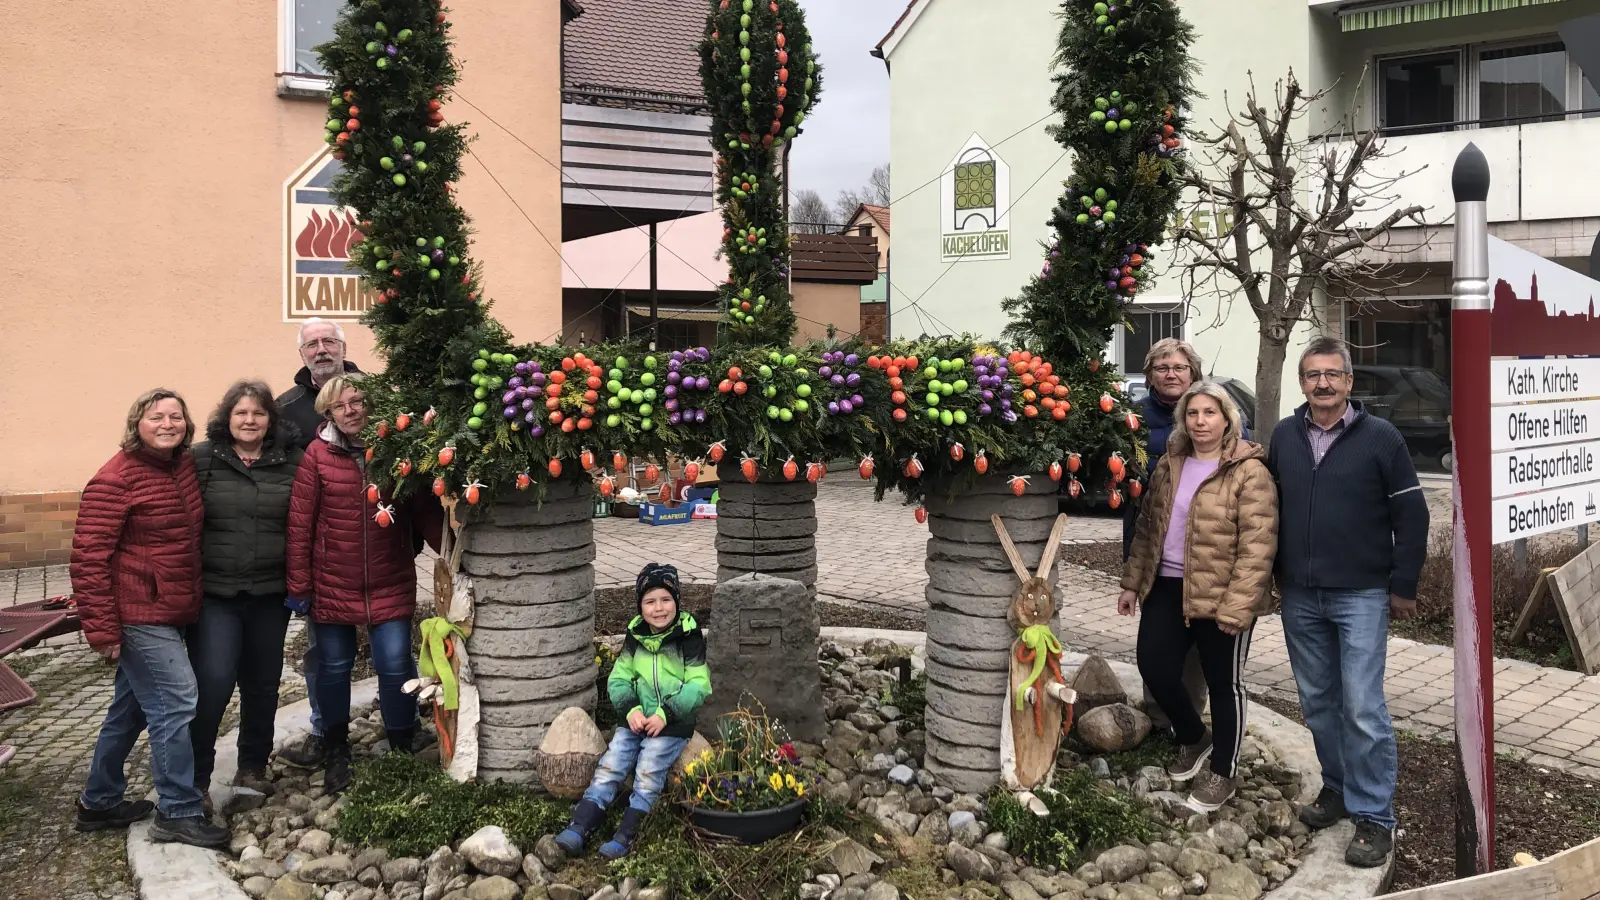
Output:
[20, 502, 58, 514]
[41, 492, 81, 504]
[42, 510, 78, 523]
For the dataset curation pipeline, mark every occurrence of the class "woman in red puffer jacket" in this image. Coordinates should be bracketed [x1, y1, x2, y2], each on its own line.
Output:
[286, 373, 439, 793]
[71, 388, 228, 850]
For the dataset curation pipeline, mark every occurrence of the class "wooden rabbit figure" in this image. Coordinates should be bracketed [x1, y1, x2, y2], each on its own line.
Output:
[994, 513, 1077, 794]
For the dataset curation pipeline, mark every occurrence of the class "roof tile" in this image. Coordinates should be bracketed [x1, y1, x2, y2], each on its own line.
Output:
[563, 0, 708, 99]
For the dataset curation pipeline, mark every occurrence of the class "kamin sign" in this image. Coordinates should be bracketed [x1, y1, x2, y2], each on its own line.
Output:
[1486, 236, 1600, 543]
[939, 134, 1011, 262]
[283, 147, 380, 322]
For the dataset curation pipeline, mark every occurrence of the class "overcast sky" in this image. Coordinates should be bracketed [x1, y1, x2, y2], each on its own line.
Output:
[786, 1, 905, 211]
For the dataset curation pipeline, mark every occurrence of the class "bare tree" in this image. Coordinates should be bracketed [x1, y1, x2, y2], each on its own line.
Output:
[790, 188, 833, 233]
[833, 163, 891, 224]
[1176, 68, 1429, 438]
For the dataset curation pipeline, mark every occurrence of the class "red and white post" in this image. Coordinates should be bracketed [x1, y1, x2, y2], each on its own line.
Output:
[1449, 142, 1495, 876]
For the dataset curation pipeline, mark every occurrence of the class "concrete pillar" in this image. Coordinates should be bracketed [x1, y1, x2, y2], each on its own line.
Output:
[713, 462, 818, 589]
[922, 473, 1059, 795]
[462, 477, 597, 785]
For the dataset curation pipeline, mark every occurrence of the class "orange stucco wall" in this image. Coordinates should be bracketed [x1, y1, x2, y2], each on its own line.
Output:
[1, 0, 563, 499]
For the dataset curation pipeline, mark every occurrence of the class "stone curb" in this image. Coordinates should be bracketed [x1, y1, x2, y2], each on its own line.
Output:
[127, 681, 378, 900]
[132, 630, 1391, 900]
[817, 628, 1394, 900]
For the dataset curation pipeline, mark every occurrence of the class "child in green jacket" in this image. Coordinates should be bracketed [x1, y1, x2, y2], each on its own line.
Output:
[554, 562, 712, 859]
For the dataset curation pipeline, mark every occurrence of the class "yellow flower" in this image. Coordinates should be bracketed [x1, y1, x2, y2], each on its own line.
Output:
[594, 655, 603, 665]
[794, 782, 806, 797]
[784, 774, 799, 791]
[768, 772, 784, 791]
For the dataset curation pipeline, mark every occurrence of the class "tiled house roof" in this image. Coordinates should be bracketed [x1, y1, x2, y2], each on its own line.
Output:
[562, 0, 708, 101]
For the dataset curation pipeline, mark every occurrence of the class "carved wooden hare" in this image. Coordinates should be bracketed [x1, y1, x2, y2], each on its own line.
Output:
[993, 513, 1076, 795]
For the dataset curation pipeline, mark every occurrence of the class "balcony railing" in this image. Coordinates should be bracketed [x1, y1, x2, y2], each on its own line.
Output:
[1320, 114, 1600, 228]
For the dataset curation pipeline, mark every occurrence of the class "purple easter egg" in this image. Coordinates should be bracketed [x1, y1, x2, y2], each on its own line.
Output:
[668, 359, 682, 372]
[982, 389, 995, 401]
[502, 390, 516, 404]
[670, 412, 683, 425]
[851, 394, 864, 407]
[667, 371, 682, 385]
[529, 385, 544, 398]
[514, 362, 529, 375]
[503, 406, 517, 419]
[838, 400, 854, 414]
[508, 376, 523, 388]
[978, 403, 992, 416]
[819, 366, 833, 378]
[831, 374, 845, 386]
[386, 44, 398, 57]
[844, 353, 858, 366]
[664, 385, 678, 398]
[846, 373, 860, 387]
[694, 409, 707, 423]
[695, 376, 709, 391]
[827, 401, 840, 415]
[530, 425, 545, 437]
[531, 372, 547, 385]
[524, 411, 538, 423]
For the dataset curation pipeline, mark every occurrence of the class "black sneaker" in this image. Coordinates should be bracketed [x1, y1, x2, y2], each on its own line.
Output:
[1345, 818, 1393, 868]
[278, 734, 328, 768]
[75, 799, 155, 832]
[1299, 787, 1347, 830]
[149, 813, 230, 848]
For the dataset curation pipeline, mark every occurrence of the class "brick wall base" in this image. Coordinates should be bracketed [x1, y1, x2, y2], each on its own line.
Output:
[1, 492, 80, 569]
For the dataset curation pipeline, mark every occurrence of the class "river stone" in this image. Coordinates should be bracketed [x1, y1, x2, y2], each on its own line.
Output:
[535, 708, 606, 799]
[382, 858, 423, 883]
[1173, 848, 1230, 878]
[1259, 801, 1295, 836]
[296, 829, 332, 856]
[1001, 881, 1044, 900]
[1071, 656, 1128, 717]
[945, 843, 996, 883]
[827, 834, 884, 879]
[698, 574, 825, 742]
[458, 826, 521, 878]
[1095, 845, 1150, 883]
[465, 876, 522, 900]
[1209, 821, 1249, 854]
[264, 876, 315, 900]
[242, 876, 275, 899]
[1076, 703, 1151, 753]
[298, 854, 356, 884]
[1204, 863, 1263, 900]
[533, 835, 568, 871]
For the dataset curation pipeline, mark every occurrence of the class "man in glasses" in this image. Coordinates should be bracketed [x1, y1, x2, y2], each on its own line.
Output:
[274, 317, 361, 770]
[1266, 336, 1428, 869]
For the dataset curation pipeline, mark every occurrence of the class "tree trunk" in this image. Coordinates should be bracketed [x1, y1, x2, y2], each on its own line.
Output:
[1254, 325, 1290, 450]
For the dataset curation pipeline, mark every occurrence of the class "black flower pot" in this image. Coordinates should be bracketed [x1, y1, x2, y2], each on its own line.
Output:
[682, 797, 809, 844]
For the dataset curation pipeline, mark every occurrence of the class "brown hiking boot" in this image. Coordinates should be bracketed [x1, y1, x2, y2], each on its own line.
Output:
[1168, 728, 1213, 781]
[1186, 770, 1237, 813]
[234, 767, 276, 796]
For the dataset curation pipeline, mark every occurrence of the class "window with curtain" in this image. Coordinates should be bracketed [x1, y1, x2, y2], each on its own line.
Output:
[1479, 42, 1566, 127]
[1123, 307, 1185, 373]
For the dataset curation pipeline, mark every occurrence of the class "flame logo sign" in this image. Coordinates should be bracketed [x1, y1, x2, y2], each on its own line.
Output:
[295, 209, 365, 259]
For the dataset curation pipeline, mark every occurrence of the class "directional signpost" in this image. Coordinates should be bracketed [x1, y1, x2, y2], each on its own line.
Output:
[1491, 358, 1600, 543]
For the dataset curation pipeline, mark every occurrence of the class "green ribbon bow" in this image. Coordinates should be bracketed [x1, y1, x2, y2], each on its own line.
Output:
[418, 617, 466, 711]
[1014, 624, 1064, 711]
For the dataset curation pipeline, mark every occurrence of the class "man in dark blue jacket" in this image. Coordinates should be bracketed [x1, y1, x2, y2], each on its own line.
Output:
[1267, 336, 1428, 870]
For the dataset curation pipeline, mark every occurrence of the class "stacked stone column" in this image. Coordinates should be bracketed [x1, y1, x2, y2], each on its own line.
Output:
[922, 473, 1061, 795]
[712, 462, 819, 589]
[462, 477, 597, 785]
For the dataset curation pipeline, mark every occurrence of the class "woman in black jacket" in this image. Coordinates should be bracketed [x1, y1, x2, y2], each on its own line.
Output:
[188, 380, 305, 797]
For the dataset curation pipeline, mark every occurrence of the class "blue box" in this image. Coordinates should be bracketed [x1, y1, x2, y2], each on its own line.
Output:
[683, 487, 717, 503]
[639, 502, 693, 526]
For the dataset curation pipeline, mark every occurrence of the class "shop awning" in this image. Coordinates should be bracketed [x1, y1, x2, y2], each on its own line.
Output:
[625, 304, 721, 322]
[1339, 0, 1568, 32]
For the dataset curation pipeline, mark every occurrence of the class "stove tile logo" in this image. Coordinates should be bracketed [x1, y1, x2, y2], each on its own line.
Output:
[940, 133, 1011, 262]
[283, 148, 380, 321]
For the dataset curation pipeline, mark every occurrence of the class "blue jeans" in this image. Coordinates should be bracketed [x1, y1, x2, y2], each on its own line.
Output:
[313, 619, 418, 733]
[1281, 586, 1398, 829]
[82, 625, 206, 819]
[582, 727, 689, 813]
[304, 618, 324, 736]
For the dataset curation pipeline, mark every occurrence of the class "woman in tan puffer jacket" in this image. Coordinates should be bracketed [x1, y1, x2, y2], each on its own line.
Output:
[1119, 380, 1278, 813]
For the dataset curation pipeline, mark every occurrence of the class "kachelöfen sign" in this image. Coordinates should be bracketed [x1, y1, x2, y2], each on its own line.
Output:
[1487, 236, 1600, 543]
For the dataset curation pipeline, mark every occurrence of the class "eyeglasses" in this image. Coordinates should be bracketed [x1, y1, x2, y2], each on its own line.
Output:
[1152, 365, 1191, 376]
[1301, 370, 1350, 384]
[301, 338, 344, 351]
[329, 398, 366, 415]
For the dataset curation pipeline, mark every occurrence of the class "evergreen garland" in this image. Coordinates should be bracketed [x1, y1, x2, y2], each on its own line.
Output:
[315, 0, 1160, 514]
[699, 0, 821, 347]
[1000, 0, 1200, 486]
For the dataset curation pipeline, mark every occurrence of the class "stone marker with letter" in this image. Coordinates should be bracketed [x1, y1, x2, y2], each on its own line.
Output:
[699, 572, 826, 742]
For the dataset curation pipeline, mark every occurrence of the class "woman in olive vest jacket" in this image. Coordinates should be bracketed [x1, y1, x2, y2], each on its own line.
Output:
[187, 380, 305, 797]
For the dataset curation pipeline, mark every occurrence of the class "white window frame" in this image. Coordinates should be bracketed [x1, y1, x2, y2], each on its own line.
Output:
[1113, 299, 1187, 374]
[278, 0, 335, 98]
